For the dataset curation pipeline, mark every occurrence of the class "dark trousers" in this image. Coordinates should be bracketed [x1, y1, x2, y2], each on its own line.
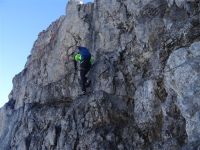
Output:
[80, 66, 90, 92]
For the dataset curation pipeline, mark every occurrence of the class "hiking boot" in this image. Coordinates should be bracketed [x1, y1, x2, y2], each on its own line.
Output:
[85, 80, 91, 87]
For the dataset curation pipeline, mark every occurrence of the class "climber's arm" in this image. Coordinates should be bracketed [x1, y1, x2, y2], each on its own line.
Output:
[74, 54, 81, 70]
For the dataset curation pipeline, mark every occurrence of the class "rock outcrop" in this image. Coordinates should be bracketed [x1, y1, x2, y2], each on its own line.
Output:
[0, 0, 200, 149]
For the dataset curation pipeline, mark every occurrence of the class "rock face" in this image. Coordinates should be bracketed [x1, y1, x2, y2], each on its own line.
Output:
[0, 0, 200, 149]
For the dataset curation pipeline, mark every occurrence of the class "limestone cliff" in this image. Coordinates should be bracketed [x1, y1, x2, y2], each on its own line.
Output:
[0, 0, 200, 149]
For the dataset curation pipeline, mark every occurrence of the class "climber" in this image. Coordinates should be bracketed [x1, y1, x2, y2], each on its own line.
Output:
[74, 46, 92, 95]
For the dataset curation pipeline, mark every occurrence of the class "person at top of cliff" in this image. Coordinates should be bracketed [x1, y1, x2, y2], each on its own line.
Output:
[74, 46, 93, 95]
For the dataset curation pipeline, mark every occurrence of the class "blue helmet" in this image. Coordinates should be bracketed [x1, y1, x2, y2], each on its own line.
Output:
[78, 46, 91, 60]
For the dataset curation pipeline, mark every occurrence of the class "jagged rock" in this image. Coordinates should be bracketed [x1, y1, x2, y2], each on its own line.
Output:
[0, 0, 200, 149]
[165, 41, 200, 147]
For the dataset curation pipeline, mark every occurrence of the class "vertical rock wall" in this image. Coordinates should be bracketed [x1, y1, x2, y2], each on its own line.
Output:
[0, 0, 200, 149]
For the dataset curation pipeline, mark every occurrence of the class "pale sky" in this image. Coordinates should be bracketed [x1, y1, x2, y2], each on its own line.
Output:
[0, 0, 93, 108]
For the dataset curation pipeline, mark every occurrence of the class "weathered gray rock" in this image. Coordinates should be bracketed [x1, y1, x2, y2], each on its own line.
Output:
[165, 41, 200, 147]
[0, 0, 200, 149]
